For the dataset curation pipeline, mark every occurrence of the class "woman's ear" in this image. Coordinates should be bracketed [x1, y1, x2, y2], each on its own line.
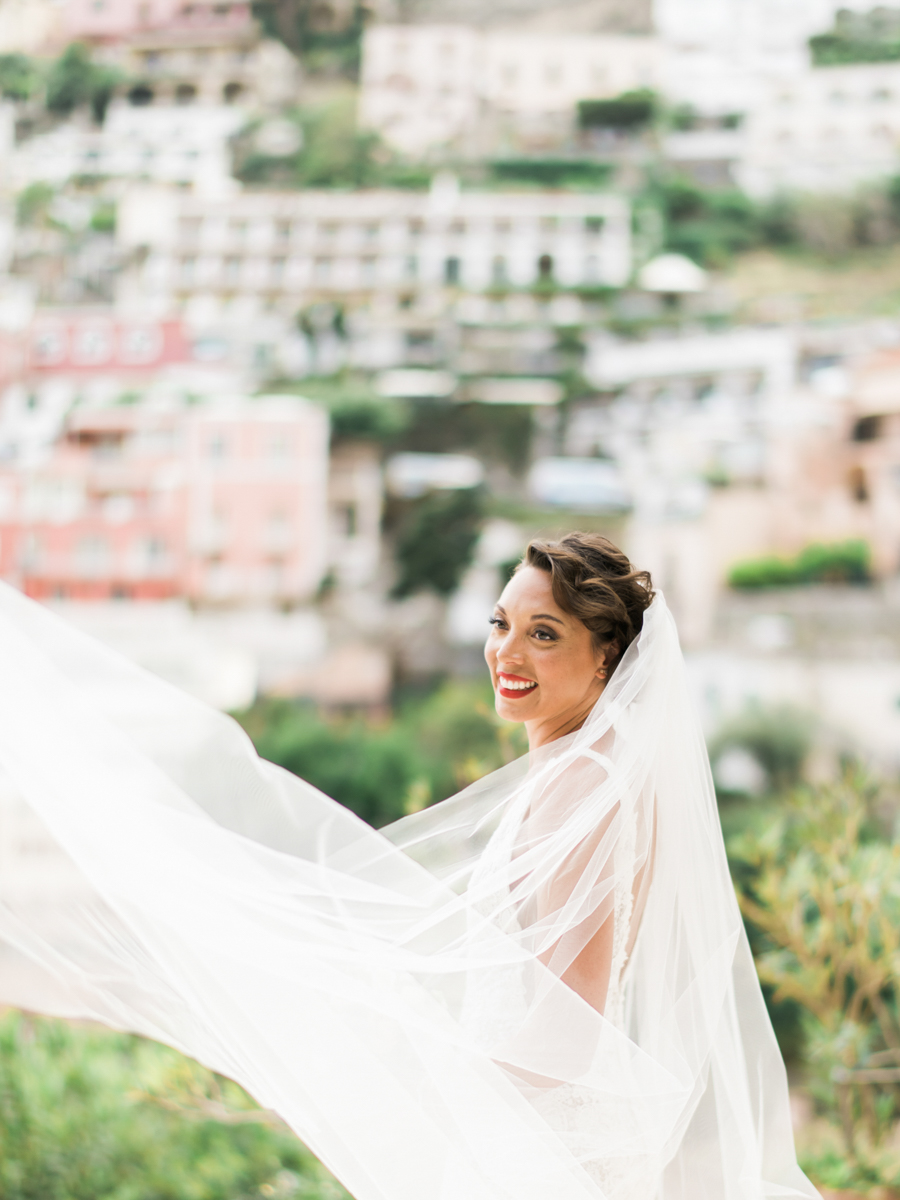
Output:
[595, 642, 617, 681]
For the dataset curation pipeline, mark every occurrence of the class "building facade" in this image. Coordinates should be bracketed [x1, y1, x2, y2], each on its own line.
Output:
[0, 396, 329, 605]
[116, 179, 632, 318]
[359, 24, 663, 154]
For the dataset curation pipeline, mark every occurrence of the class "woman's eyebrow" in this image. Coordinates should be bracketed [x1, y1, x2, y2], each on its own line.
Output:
[532, 613, 564, 625]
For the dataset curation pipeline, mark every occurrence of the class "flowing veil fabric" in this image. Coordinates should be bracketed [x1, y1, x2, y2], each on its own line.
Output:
[0, 581, 817, 1200]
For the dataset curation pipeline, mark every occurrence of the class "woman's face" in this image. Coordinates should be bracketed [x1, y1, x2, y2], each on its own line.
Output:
[484, 565, 610, 749]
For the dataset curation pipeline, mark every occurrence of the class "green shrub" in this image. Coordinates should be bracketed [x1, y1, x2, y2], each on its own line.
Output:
[0, 52, 40, 100]
[731, 774, 900, 1184]
[577, 89, 659, 129]
[391, 487, 484, 599]
[45, 43, 122, 122]
[710, 702, 813, 794]
[489, 158, 612, 188]
[728, 540, 871, 589]
[0, 1011, 343, 1200]
[235, 681, 526, 825]
[16, 181, 55, 227]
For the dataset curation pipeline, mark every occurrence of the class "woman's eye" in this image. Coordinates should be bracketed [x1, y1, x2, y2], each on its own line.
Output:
[533, 627, 557, 642]
[488, 616, 506, 630]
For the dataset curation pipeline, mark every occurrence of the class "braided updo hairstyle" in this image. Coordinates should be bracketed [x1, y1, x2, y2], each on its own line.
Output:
[519, 533, 655, 675]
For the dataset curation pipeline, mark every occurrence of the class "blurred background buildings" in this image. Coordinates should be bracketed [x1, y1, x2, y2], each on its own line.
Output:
[6, 3, 900, 1189]
[0, 0, 899, 766]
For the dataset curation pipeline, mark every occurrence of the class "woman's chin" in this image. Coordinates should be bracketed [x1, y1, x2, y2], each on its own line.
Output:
[495, 696, 538, 721]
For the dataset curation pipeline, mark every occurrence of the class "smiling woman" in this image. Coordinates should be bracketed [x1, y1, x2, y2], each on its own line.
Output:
[0, 531, 817, 1200]
[486, 534, 654, 749]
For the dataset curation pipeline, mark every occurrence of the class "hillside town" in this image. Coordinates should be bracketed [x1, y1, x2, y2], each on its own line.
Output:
[0, 0, 898, 768]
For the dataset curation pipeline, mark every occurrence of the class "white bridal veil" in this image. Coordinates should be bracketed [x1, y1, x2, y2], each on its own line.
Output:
[0, 581, 817, 1200]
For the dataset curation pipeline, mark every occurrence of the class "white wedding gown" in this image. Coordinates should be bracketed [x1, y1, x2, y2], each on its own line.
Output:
[0, 583, 818, 1200]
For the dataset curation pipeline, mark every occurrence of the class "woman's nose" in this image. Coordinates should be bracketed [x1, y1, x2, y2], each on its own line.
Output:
[496, 630, 523, 663]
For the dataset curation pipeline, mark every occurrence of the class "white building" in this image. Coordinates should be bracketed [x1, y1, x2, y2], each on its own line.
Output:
[115, 176, 632, 319]
[10, 103, 244, 194]
[359, 24, 663, 155]
[738, 62, 900, 196]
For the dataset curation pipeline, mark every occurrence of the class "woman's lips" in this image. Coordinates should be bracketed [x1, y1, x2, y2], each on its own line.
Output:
[497, 673, 538, 699]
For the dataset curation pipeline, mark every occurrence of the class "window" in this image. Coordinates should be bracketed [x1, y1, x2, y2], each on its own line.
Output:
[230, 219, 247, 240]
[275, 220, 291, 243]
[408, 218, 424, 237]
[271, 257, 286, 283]
[179, 216, 201, 240]
[364, 223, 379, 241]
[128, 84, 154, 106]
[537, 253, 554, 280]
[361, 257, 378, 283]
[208, 433, 228, 459]
[180, 256, 196, 283]
[540, 216, 558, 232]
[852, 415, 883, 442]
[848, 465, 869, 503]
[224, 256, 240, 282]
[75, 536, 111, 579]
[444, 256, 461, 285]
[491, 255, 507, 285]
[404, 255, 418, 279]
[585, 215, 605, 234]
[314, 257, 332, 282]
[338, 503, 357, 537]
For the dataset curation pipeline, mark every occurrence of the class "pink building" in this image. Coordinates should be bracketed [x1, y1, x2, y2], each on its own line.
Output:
[64, 0, 250, 44]
[0, 397, 329, 605]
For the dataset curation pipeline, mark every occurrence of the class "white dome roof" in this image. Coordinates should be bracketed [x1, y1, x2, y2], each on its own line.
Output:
[638, 253, 708, 294]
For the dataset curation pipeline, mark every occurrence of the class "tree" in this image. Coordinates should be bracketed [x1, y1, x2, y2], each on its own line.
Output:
[392, 488, 484, 599]
[45, 43, 122, 123]
[731, 775, 900, 1185]
[0, 53, 40, 101]
[577, 89, 659, 129]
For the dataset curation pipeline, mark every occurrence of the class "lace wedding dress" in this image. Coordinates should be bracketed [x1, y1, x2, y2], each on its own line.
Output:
[0, 583, 818, 1200]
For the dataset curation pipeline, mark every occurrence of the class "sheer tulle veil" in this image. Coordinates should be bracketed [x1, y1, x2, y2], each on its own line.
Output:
[0, 580, 817, 1200]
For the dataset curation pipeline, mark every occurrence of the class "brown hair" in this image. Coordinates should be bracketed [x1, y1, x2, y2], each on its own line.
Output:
[520, 533, 654, 674]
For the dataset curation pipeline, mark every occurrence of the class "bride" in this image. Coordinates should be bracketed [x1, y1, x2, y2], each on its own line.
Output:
[0, 531, 818, 1200]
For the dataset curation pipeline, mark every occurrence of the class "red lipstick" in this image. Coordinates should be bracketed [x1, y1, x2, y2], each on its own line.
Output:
[496, 672, 539, 699]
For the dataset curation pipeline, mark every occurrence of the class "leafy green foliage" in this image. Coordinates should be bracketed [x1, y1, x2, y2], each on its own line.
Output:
[236, 97, 430, 190]
[728, 540, 871, 589]
[650, 177, 763, 267]
[810, 7, 900, 65]
[391, 488, 485, 599]
[488, 158, 613, 189]
[16, 181, 55, 227]
[0, 1011, 343, 1200]
[711, 703, 813, 794]
[45, 43, 122, 122]
[235, 681, 525, 826]
[252, 0, 366, 78]
[90, 202, 116, 234]
[400, 401, 533, 475]
[577, 89, 659, 129]
[731, 774, 900, 1184]
[0, 53, 40, 101]
[273, 377, 411, 446]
